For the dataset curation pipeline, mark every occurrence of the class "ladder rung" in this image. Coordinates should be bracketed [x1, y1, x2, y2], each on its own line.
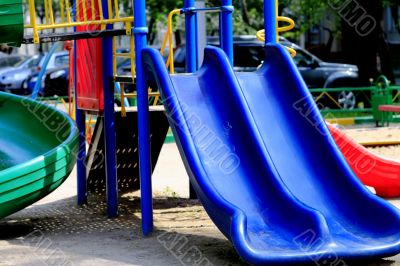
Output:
[114, 53, 133, 58]
[23, 29, 128, 44]
[114, 76, 135, 83]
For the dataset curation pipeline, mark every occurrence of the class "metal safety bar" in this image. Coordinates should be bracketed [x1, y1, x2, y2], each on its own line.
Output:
[180, 6, 234, 14]
[161, 4, 234, 73]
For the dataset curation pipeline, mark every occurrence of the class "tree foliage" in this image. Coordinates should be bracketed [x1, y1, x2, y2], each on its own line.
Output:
[76, 0, 400, 48]
[145, 0, 184, 43]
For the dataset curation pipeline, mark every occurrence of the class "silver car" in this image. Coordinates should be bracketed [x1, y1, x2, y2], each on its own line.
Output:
[0, 55, 42, 94]
[0, 51, 69, 94]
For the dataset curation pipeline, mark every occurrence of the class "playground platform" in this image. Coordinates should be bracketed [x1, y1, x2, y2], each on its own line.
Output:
[1, 137, 400, 266]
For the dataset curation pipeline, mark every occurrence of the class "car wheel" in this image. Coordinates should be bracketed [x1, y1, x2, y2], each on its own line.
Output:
[21, 81, 31, 95]
[337, 90, 356, 110]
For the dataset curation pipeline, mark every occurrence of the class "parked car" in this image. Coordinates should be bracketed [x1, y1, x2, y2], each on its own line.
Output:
[24, 66, 70, 97]
[282, 38, 363, 109]
[0, 54, 43, 94]
[12, 55, 42, 70]
[26, 52, 135, 97]
[24, 51, 70, 94]
[173, 36, 363, 109]
[43, 66, 69, 97]
[0, 54, 26, 69]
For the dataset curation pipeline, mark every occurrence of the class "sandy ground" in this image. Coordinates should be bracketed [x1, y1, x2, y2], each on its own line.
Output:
[342, 125, 400, 146]
[2, 125, 400, 265]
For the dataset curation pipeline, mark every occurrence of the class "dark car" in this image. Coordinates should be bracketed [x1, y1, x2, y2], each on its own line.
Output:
[43, 66, 69, 97]
[28, 54, 137, 98]
[25, 51, 70, 94]
[173, 36, 362, 109]
[23, 66, 70, 97]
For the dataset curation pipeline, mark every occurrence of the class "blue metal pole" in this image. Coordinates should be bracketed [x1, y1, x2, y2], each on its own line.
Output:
[73, 0, 87, 206]
[220, 0, 233, 65]
[134, 0, 153, 235]
[75, 48, 88, 205]
[115, 82, 130, 107]
[184, 0, 197, 72]
[102, 0, 118, 217]
[194, 12, 199, 69]
[264, 0, 277, 44]
[31, 42, 60, 100]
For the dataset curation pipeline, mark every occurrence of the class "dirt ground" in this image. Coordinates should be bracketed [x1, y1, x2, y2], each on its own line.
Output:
[343, 124, 400, 147]
[1, 125, 400, 266]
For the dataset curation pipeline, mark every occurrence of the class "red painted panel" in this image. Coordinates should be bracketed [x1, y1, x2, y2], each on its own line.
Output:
[75, 0, 104, 111]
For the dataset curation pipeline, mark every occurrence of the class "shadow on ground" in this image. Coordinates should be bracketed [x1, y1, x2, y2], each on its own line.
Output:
[0, 195, 398, 266]
[0, 195, 246, 265]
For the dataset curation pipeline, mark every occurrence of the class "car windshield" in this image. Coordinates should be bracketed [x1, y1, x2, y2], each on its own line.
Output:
[292, 49, 318, 67]
[174, 39, 323, 71]
[233, 45, 264, 67]
[173, 44, 265, 69]
[54, 54, 69, 67]
[13, 56, 36, 68]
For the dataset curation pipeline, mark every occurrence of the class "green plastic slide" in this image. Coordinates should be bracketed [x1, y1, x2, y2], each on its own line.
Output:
[0, 0, 23, 47]
[0, 92, 78, 219]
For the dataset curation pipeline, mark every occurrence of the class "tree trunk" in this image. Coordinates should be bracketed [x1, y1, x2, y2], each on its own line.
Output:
[239, 0, 251, 26]
[341, 0, 383, 85]
[378, 33, 395, 84]
[390, 2, 400, 33]
[147, 17, 156, 44]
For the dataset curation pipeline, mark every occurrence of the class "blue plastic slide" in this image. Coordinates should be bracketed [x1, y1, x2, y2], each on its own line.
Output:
[142, 45, 400, 265]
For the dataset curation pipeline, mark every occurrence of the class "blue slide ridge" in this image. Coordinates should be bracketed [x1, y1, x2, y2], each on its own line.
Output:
[142, 45, 400, 265]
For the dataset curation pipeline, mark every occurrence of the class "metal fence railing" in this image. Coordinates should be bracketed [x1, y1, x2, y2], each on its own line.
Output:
[310, 86, 400, 117]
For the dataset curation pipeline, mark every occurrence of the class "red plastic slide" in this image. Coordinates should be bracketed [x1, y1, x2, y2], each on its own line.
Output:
[329, 123, 400, 198]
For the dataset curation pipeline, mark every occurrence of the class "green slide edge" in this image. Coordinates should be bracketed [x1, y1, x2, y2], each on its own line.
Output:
[0, 92, 78, 219]
[0, 0, 24, 47]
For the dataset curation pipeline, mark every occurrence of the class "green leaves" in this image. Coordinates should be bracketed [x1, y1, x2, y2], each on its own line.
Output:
[123, 0, 398, 43]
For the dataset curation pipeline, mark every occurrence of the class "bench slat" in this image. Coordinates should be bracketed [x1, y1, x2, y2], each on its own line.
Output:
[378, 105, 400, 112]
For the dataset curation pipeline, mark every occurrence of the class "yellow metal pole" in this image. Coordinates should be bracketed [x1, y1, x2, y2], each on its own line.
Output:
[35, 17, 133, 30]
[90, 0, 95, 19]
[130, 34, 135, 77]
[44, 0, 50, 24]
[65, 0, 72, 23]
[28, 0, 39, 43]
[97, 0, 105, 30]
[82, 0, 88, 21]
[107, 0, 112, 20]
[114, 0, 120, 18]
[48, 0, 55, 25]
[60, 0, 65, 23]
[113, 36, 117, 76]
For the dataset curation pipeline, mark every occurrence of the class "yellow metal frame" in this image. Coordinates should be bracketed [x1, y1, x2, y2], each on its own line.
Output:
[160, 9, 181, 74]
[393, 91, 400, 102]
[256, 16, 296, 57]
[124, 92, 161, 106]
[25, 0, 138, 119]
[113, 28, 136, 116]
[25, 0, 134, 43]
[161, 7, 296, 75]
[314, 91, 342, 109]
[256, 0, 296, 57]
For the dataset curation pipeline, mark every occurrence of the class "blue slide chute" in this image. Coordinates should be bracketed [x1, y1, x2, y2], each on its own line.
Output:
[142, 44, 400, 265]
